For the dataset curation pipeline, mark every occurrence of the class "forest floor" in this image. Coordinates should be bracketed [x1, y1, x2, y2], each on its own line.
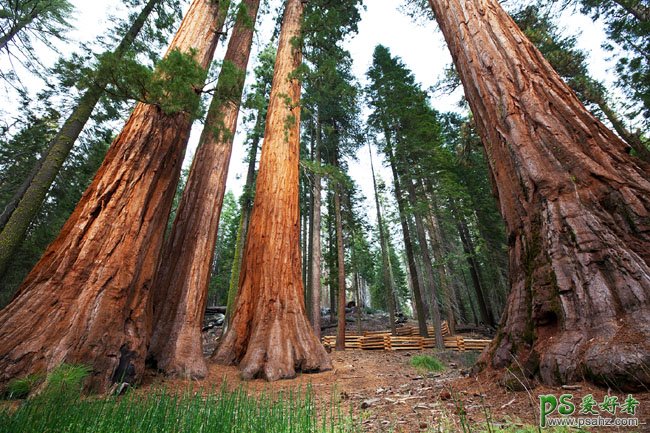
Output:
[139, 315, 650, 432]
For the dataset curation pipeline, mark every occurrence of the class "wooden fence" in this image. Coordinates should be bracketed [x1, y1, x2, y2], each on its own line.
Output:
[322, 322, 491, 352]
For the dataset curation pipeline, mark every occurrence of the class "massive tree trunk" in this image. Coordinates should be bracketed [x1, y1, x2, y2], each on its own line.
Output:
[211, 0, 331, 380]
[368, 144, 397, 335]
[429, 0, 650, 389]
[0, 0, 163, 279]
[0, 0, 224, 392]
[310, 119, 323, 338]
[225, 113, 263, 330]
[148, 0, 258, 379]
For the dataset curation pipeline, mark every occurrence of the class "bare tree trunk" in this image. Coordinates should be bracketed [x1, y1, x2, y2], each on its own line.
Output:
[423, 186, 457, 334]
[334, 162, 346, 351]
[212, 0, 331, 380]
[310, 119, 323, 338]
[429, 0, 650, 389]
[368, 143, 397, 335]
[148, 0, 258, 379]
[0, 0, 224, 392]
[0, 0, 163, 278]
[383, 145, 428, 337]
[405, 179, 444, 349]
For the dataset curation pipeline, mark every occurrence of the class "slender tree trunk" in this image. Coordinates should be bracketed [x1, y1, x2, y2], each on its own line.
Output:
[328, 194, 337, 322]
[0, 0, 224, 392]
[383, 146, 428, 337]
[429, 0, 650, 388]
[405, 179, 444, 349]
[0, 6, 40, 52]
[0, 0, 163, 279]
[310, 119, 323, 338]
[334, 163, 346, 351]
[148, 0, 257, 379]
[423, 187, 457, 334]
[427, 200, 456, 334]
[452, 205, 495, 327]
[212, 0, 331, 380]
[368, 143, 397, 335]
[594, 97, 650, 163]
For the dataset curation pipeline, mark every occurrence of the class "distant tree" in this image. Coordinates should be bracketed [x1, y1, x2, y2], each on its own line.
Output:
[209, 191, 241, 304]
[0, 0, 73, 84]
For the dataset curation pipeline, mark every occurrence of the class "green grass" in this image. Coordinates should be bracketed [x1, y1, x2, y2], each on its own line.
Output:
[0, 383, 358, 433]
[4, 373, 44, 400]
[410, 355, 445, 373]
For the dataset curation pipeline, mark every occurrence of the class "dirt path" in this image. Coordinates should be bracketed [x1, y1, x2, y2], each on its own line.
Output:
[143, 348, 650, 432]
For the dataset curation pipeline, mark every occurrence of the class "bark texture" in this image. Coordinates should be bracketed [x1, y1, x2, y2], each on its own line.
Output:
[429, 0, 650, 389]
[212, 0, 331, 380]
[0, 0, 223, 392]
[0, 0, 162, 279]
[148, 0, 257, 379]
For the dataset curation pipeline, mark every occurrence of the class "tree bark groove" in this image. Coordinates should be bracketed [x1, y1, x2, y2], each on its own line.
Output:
[429, 0, 650, 389]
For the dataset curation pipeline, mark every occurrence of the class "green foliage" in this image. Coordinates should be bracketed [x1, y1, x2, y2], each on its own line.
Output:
[0, 0, 74, 83]
[209, 191, 240, 305]
[410, 355, 445, 372]
[0, 384, 359, 433]
[563, 0, 650, 124]
[94, 48, 207, 117]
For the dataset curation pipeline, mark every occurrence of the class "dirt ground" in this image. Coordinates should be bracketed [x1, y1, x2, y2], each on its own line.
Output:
[142, 318, 650, 432]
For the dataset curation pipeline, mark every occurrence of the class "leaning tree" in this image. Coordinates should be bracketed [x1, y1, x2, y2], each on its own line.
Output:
[428, 0, 650, 389]
[212, 0, 332, 380]
[0, 0, 226, 391]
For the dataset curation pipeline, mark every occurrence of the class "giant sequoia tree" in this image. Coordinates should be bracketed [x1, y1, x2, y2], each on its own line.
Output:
[213, 0, 332, 380]
[149, 0, 260, 379]
[0, 0, 174, 280]
[0, 0, 225, 391]
[428, 0, 650, 389]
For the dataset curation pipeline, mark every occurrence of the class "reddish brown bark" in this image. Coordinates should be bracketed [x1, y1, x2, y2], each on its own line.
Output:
[0, 0, 224, 392]
[211, 0, 331, 380]
[148, 0, 259, 379]
[429, 0, 650, 389]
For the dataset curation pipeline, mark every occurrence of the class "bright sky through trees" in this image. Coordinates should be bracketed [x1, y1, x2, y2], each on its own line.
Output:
[1, 0, 615, 221]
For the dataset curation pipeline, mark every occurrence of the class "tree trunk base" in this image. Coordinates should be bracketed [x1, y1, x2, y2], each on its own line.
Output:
[212, 305, 332, 381]
[150, 328, 208, 379]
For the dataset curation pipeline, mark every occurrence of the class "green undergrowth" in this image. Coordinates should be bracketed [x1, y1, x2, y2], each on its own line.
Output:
[0, 367, 358, 433]
[410, 355, 446, 373]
